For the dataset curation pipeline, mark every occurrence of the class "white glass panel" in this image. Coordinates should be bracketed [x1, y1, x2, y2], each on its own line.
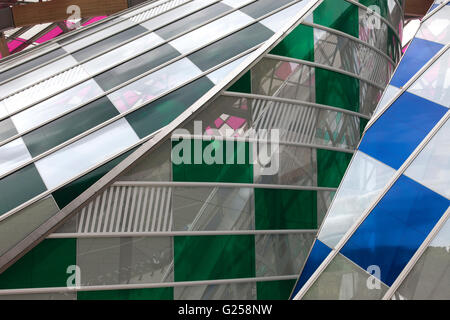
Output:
[222, 0, 255, 8]
[405, 118, 450, 199]
[62, 20, 136, 53]
[416, 5, 450, 45]
[107, 57, 202, 112]
[0, 55, 79, 101]
[35, 118, 139, 190]
[207, 53, 251, 84]
[168, 10, 254, 55]
[373, 84, 401, 117]
[408, 48, 450, 108]
[0, 101, 6, 118]
[0, 138, 32, 176]
[140, 0, 218, 29]
[260, 1, 309, 32]
[82, 32, 165, 76]
[318, 151, 396, 248]
[19, 23, 52, 40]
[11, 79, 104, 133]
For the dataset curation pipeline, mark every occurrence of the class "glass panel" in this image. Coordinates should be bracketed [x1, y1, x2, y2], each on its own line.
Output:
[408, 48, 450, 108]
[260, 1, 310, 32]
[269, 24, 314, 62]
[0, 118, 18, 143]
[11, 79, 104, 134]
[358, 7, 388, 59]
[395, 217, 450, 299]
[77, 237, 173, 286]
[0, 137, 32, 176]
[174, 282, 256, 300]
[173, 187, 253, 231]
[0, 164, 47, 217]
[416, 4, 450, 45]
[169, 10, 254, 55]
[313, 0, 359, 38]
[188, 23, 274, 71]
[0, 292, 76, 300]
[255, 189, 317, 230]
[34, 118, 139, 190]
[302, 253, 389, 300]
[0, 196, 59, 256]
[255, 233, 315, 277]
[405, 118, 450, 199]
[257, 279, 296, 300]
[240, 0, 293, 19]
[107, 57, 202, 112]
[360, 82, 383, 117]
[155, 2, 230, 40]
[207, 53, 252, 84]
[82, 32, 165, 76]
[318, 151, 396, 248]
[23, 96, 119, 157]
[359, 91, 447, 170]
[174, 235, 255, 281]
[372, 84, 401, 117]
[317, 149, 353, 188]
[78, 287, 173, 300]
[341, 175, 450, 286]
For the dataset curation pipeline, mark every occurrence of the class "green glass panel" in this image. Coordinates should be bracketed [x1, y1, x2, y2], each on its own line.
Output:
[315, 68, 360, 112]
[255, 189, 317, 230]
[228, 70, 252, 93]
[0, 118, 17, 143]
[52, 148, 135, 208]
[174, 235, 255, 281]
[94, 44, 180, 91]
[72, 25, 147, 62]
[313, 0, 359, 38]
[269, 24, 314, 62]
[23, 96, 119, 157]
[188, 23, 274, 71]
[360, 118, 368, 137]
[0, 239, 76, 289]
[257, 279, 296, 300]
[155, 2, 230, 40]
[0, 164, 47, 216]
[317, 149, 352, 188]
[172, 139, 253, 183]
[126, 77, 214, 139]
[78, 287, 173, 300]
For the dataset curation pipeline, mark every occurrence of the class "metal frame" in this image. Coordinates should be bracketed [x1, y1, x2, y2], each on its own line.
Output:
[294, 109, 450, 299]
[0, 0, 324, 275]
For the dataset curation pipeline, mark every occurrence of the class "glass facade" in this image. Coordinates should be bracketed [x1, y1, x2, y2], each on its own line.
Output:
[0, 0, 403, 300]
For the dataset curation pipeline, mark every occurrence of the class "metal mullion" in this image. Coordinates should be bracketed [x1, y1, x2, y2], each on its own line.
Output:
[266, 53, 386, 89]
[222, 92, 370, 119]
[139, 187, 150, 232]
[382, 207, 450, 300]
[0, 46, 261, 183]
[144, 187, 156, 232]
[0, 0, 184, 75]
[364, 44, 449, 133]
[294, 110, 450, 300]
[0, 0, 229, 104]
[421, 0, 450, 24]
[0, 0, 324, 274]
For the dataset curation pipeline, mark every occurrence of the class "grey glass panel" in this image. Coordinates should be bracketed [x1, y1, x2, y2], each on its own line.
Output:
[396, 218, 450, 300]
[0, 118, 17, 143]
[317, 190, 335, 226]
[0, 196, 59, 256]
[173, 187, 253, 231]
[0, 164, 47, 217]
[58, 17, 123, 45]
[77, 237, 173, 286]
[0, 48, 66, 83]
[94, 43, 180, 91]
[358, 7, 388, 58]
[302, 253, 389, 300]
[71, 25, 148, 62]
[240, 0, 294, 19]
[360, 82, 383, 117]
[155, 2, 231, 40]
[22, 96, 119, 157]
[255, 233, 315, 277]
[188, 23, 274, 71]
[0, 292, 76, 300]
[174, 282, 256, 300]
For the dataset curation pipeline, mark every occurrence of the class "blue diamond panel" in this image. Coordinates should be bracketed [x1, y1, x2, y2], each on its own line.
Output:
[359, 91, 447, 170]
[340, 175, 450, 286]
[290, 239, 331, 299]
[390, 38, 443, 88]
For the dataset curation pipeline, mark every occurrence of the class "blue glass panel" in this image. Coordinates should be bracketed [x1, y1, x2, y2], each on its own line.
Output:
[359, 91, 447, 169]
[390, 38, 443, 88]
[341, 175, 450, 286]
[290, 239, 331, 299]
